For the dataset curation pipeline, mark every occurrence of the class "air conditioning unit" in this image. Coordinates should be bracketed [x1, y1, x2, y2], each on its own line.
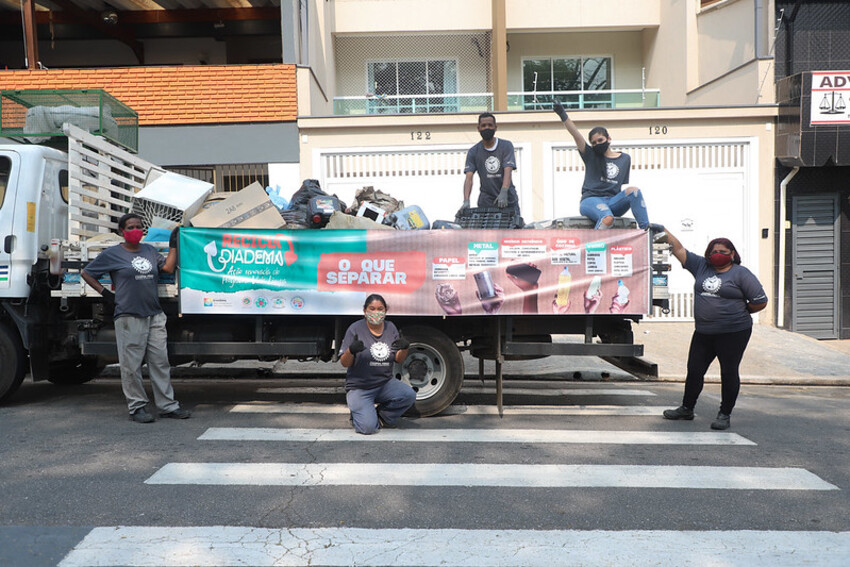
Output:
[131, 170, 212, 230]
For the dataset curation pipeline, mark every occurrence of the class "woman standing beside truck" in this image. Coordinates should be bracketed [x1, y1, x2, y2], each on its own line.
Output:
[81, 213, 190, 424]
[339, 294, 416, 434]
[661, 231, 767, 430]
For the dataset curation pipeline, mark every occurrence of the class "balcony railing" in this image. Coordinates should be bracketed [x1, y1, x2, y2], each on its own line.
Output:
[508, 89, 661, 110]
[334, 93, 493, 115]
[332, 89, 660, 115]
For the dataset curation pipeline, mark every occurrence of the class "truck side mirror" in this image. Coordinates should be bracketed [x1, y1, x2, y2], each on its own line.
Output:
[4, 235, 14, 253]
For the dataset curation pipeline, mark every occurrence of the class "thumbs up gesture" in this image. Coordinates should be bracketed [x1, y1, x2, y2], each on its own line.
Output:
[348, 334, 365, 354]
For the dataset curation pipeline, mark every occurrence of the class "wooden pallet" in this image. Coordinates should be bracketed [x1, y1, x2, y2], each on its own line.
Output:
[64, 123, 157, 242]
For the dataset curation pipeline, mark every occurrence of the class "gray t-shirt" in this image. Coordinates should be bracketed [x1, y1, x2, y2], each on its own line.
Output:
[340, 318, 402, 391]
[684, 251, 767, 334]
[579, 148, 631, 199]
[464, 138, 519, 208]
[83, 243, 165, 320]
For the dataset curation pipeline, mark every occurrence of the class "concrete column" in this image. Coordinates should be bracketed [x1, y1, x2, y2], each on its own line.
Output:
[492, 0, 507, 111]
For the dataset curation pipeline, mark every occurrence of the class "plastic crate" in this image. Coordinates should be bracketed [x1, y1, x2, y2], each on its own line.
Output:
[0, 89, 139, 152]
[454, 207, 520, 229]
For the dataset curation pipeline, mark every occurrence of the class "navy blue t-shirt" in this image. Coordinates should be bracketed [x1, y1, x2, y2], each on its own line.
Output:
[464, 138, 519, 208]
[579, 148, 631, 199]
[83, 243, 165, 320]
[684, 251, 767, 334]
[340, 319, 402, 391]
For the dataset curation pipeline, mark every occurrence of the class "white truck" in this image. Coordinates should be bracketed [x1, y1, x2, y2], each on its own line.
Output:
[0, 94, 670, 416]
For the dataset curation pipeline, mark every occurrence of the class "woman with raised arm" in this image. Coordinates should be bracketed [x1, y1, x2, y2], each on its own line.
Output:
[660, 232, 767, 430]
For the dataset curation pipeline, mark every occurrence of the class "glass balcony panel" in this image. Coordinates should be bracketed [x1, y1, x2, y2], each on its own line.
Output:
[334, 94, 493, 115]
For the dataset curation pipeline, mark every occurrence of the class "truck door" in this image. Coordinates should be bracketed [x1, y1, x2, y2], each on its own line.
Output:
[0, 153, 17, 291]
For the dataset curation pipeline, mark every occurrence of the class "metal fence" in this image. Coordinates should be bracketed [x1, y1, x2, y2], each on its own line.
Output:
[334, 32, 492, 116]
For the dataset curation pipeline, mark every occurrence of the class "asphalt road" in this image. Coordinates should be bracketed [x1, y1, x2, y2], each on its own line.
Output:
[1, 375, 849, 566]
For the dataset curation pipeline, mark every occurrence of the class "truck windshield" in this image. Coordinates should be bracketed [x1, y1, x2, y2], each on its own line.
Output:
[0, 156, 10, 208]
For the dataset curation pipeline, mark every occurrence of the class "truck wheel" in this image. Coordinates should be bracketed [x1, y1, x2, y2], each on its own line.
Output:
[48, 357, 104, 385]
[395, 325, 464, 417]
[0, 323, 26, 403]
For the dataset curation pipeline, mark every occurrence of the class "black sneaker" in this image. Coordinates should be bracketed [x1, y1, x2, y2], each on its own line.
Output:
[130, 408, 155, 423]
[663, 405, 694, 420]
[160, 407, 191, 419]
[711, 412, 731, 430]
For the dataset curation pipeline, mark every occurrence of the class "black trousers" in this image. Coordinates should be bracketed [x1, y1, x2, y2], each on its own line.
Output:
[682, 327, 752, 415]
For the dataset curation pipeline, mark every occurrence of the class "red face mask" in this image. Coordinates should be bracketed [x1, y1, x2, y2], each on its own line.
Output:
[123, 228, 144, 245]
[709, 252, 732, 267]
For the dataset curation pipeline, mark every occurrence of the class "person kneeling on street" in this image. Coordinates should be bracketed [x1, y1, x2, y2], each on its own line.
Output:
[339, 294, 417, 434]
[82, 215, 190, 424]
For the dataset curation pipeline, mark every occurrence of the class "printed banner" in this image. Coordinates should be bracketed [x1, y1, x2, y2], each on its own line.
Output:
[810, 70, 850, 125]
[178, 228, 650, 316]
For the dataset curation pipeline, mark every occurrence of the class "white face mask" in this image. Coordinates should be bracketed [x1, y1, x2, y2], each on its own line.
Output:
[365, 311, 386, 325]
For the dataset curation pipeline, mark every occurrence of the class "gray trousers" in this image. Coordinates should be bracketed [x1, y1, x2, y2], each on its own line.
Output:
[114, 312, 179, 414]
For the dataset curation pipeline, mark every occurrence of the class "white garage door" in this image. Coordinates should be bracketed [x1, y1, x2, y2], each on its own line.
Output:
[549, 141, 756, 320]
[318, 145, 528, 225]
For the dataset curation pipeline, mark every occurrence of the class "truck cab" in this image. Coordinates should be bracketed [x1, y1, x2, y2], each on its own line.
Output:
[0, 142, 70, 299]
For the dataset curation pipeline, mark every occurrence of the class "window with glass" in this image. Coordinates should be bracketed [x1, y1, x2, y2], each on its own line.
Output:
[521, 57, 612, 110]
[367, 59, 458, 114]
[0, 157, 10, 208]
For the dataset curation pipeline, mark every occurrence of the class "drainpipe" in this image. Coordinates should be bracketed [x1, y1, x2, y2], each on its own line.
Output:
[777, 166, 799, 327]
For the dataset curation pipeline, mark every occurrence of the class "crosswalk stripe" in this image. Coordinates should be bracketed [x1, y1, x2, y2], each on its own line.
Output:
[231, 402, 673, 416]
[256, 386, 656, 396]
[59, 526, 850, 567]
[199, 427, 757, 445]
[145, 463, 836, 490]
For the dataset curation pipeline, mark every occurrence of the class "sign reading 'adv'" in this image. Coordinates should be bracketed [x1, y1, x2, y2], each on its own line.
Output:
[810, 71, 850, 126]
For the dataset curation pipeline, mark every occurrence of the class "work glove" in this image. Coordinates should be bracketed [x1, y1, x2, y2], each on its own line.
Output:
[100, 288, 115, 306]
[495, 187, 510, 208]
[169, 226, 180, 249]
[553, 99, 569, 122]
[462, 199, 470, 210]
[392, 332, 410, 351]
[348, 334, 365, 355]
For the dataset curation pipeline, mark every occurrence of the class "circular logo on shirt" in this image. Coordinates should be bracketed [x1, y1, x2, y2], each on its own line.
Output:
[370, 341, 391, 362]
[702, 275, 722, 295]
[606, 162, 620, 180]
[131, 256, 153, 274]
[485, 155, 501, 174]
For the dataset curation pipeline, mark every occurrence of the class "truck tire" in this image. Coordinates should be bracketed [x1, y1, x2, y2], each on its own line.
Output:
[48, 357, 104, 385]
[0, 322, 26, 403]
[395, 325, 464, 417]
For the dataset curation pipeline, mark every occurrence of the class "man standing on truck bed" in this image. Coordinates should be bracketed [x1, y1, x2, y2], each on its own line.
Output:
[461, 112, 522, 224]
[552, 100, 651, 230]
[81, 214, 190, 424]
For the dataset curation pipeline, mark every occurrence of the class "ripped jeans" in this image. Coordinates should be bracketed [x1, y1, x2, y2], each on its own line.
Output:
[580, 189, 650, 229]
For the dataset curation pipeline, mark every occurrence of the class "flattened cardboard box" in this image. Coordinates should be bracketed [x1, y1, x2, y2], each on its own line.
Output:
[190, 182, 286, 229]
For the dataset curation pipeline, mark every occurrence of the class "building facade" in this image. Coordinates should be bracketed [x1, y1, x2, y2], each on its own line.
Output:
[295, 0, 778, 322]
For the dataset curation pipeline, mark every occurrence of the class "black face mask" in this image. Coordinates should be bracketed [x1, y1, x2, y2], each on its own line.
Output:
[480, 128, 496, 141]
[592, 141, 610, 156]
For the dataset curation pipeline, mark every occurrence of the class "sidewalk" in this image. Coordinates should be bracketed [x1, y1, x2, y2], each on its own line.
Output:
[636, 321, 850, 385]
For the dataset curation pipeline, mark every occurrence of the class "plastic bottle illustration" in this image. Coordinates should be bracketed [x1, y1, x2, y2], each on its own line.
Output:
[615, 280, 630, 304]
[610, 279, 630, 313]
[556, 266, 572, 307]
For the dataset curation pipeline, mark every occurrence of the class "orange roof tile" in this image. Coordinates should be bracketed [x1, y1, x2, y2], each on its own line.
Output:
[0, 64, 297, 125]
